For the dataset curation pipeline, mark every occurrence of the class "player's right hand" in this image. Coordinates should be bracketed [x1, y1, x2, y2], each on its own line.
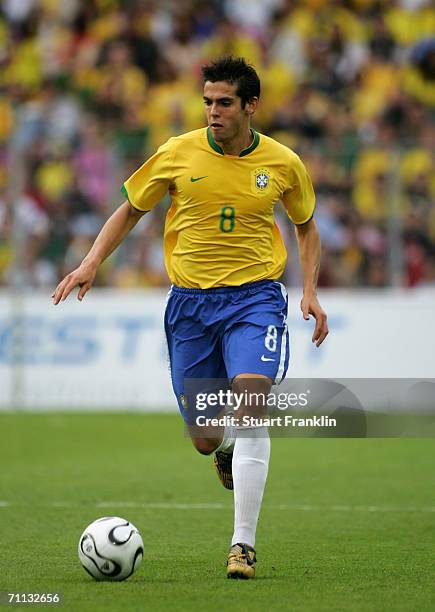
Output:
[52, 263, 97, 305]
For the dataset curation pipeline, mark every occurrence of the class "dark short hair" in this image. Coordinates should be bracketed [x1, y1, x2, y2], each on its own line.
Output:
[201, 56, 260, 108]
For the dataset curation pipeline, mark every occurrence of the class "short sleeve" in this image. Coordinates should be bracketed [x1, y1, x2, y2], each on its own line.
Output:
[281, 153, 315, 225]
[122, 138, 174, 212]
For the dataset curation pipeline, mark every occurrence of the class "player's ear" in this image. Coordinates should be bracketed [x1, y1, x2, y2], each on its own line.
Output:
[245, 97, 259, 116]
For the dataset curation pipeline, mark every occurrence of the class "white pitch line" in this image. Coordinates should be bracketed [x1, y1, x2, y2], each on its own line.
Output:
[1, 501, 434, 513]
[97, 502, 226, 510]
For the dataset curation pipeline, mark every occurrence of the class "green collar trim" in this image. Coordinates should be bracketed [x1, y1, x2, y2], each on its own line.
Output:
[206, 127, 260, 157]
[240, 129, 260, 157]
[121, 184, 130, 202]
[207, 127, 224, 154]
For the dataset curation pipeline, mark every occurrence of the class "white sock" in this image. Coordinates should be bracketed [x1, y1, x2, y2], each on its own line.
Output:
[215, 412, 237, 454]
[231, 426, 270, 548]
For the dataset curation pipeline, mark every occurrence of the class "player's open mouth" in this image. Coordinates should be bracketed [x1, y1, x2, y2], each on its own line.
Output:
[210, 123, 223, 129]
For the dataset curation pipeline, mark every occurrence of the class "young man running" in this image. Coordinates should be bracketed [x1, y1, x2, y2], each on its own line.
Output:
[53, 56, 328, 579]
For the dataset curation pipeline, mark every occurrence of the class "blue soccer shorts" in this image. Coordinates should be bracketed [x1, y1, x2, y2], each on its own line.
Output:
[164, 279, 290, 423]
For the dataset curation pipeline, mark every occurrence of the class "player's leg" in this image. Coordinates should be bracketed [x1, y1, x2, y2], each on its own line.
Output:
[186, 379, 235, 457]
[226, 373, 271, 579]
[222, 282, 290, 578]
[188, 411, 237, 490]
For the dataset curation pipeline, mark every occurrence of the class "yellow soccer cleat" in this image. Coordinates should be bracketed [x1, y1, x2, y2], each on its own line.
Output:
[226, 543, 257, 579]
[213, 451, 233, 490]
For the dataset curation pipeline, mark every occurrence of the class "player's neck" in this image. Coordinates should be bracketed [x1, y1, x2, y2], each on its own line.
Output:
[221, 128, 254, 156]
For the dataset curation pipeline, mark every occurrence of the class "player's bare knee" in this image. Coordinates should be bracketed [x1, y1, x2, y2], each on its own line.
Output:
[232, 374, 272, 395]
[232, 375, 271, 419]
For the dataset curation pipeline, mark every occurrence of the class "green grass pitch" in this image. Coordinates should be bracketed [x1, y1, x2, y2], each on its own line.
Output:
[0, 413, 434, 611]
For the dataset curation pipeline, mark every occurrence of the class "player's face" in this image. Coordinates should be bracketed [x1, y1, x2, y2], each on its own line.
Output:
[203, 81, 256, 144]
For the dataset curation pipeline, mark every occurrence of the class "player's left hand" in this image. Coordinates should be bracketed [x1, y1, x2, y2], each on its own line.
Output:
[300, 293, 328, 347]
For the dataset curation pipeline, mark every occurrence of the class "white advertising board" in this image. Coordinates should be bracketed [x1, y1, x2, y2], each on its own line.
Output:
[0, 288, 433, 410]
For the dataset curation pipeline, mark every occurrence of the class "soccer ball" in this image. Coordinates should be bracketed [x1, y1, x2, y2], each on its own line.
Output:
[78, 516, 143, 581]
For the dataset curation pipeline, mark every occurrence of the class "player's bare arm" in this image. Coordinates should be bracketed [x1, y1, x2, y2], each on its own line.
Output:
[52, 201, 145, 305]
[295, 218, 329, 347]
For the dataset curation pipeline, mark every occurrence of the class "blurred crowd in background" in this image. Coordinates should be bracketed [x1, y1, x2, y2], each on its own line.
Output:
[0, 0, 434, 289]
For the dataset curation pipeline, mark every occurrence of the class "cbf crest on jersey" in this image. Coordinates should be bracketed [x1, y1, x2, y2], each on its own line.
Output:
[251, 168, 272, 195]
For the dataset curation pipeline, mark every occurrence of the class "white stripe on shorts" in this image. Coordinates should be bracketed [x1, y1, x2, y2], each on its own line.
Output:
[164, 286, 173, 374]
[275, 323, 288, 384]
[275, 282, 288, 384]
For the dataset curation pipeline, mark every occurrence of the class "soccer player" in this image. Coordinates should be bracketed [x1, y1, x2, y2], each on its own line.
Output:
[52, 56, 328, 579]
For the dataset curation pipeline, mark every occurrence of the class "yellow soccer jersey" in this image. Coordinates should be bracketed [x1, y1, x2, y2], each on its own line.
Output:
[122, 127, 315, 289]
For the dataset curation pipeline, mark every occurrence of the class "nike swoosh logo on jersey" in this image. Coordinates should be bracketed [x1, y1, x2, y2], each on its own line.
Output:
[261, 355, 275, 362]
[190, 176, 208, 182]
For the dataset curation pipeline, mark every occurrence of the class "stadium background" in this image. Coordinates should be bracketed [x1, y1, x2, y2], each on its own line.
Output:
[0, 0, 434, 408]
